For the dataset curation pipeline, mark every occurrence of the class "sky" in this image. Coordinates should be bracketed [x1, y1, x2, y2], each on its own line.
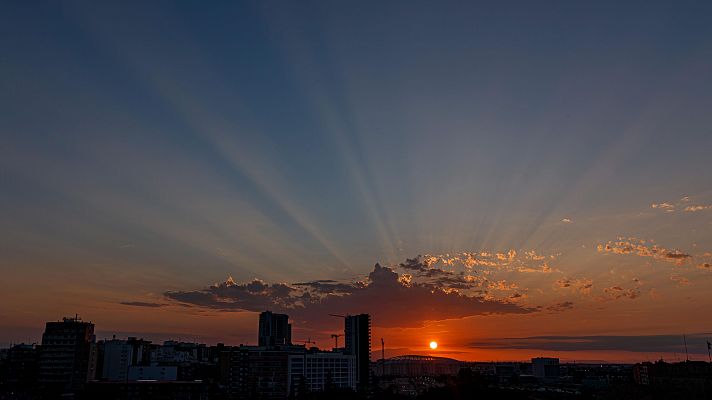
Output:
[1, 0, 712, 362]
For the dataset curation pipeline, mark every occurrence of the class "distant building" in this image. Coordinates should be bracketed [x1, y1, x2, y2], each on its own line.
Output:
[258, 311, 292, 346]
[38, 316, 97, 397]
[375, 355, 462, 377]
[101, 337, 151, 381]
[345, 314, 371, 389]
[288, 351, 356, 394]
[532, 357, 560, 379]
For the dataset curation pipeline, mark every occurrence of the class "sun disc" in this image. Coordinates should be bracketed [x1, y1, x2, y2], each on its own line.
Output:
[429, 341, 438, 349]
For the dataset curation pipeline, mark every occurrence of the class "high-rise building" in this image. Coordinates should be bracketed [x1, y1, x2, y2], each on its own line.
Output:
[344, 314, 371, 388]
[38, 316, 97, 396]
[258, 311, 292, 347]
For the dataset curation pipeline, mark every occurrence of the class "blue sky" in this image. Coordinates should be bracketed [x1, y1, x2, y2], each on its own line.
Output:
[2, 1, 712, 360]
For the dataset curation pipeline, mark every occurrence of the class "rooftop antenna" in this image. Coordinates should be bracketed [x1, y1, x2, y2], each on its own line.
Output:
[684, 334, 689, 362]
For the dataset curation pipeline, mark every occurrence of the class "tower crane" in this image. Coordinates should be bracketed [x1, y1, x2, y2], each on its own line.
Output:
[331, 333, 343, 349]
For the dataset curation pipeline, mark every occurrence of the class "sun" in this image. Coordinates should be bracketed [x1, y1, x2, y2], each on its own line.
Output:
[429, 341, 438, 350]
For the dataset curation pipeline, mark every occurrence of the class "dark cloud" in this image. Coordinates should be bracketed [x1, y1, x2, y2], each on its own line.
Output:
[469, 334, 712, 353]
[555, 278, 593, 294]
[120, 301, 165, 308]
[166, 277, 297, 310]
[600, 285, 641, 300]
[546, 301, 574, 312]
[292, 280, 362, 294]
[164, 263, 535, 328]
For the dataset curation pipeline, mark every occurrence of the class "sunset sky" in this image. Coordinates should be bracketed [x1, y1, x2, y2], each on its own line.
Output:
[2, 1, 712, 362]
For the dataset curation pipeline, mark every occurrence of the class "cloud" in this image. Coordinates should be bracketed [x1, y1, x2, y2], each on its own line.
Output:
[546, 301, 574, 312]
[468, 334, 712, 353]
[399, 251, 557, 273]
[597, 238, 692, 265]
[561, 218, 572, 223]
[164, 263, 535, 328]
[517, 262, 554, 274]
[650, 196, 712, 213]
[599, 285, 641, 301]
[684, 205, 712, 212]
[554, 277, 593, 295]
[698, 263, 711, 270]
[120, 301, 165, 308]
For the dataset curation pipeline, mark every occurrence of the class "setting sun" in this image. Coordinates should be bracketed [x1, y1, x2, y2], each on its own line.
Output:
[429, 341, 438, 350]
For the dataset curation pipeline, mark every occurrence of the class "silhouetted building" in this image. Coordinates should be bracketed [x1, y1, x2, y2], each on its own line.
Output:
[38, 316, 97, 397]
[288, 351, 356, 395]
[532, 357, 560, 379]
[258, 311, 292, 347]
[634, 360, 712, 396]
[345, 314, 371, 388]
[3, 343, 39, 395]
[226, 345, 298, 399]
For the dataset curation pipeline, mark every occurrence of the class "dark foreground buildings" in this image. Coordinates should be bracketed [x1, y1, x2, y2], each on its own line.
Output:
[5, 313, 712, 399]
[0, 312, 371, 399]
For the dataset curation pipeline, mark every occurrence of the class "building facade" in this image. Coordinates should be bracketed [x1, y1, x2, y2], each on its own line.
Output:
[345, 314, 371, 389]
[38, 316, 97, 396]
[258, 311, 292, 347]
[288, 351, 356, 394]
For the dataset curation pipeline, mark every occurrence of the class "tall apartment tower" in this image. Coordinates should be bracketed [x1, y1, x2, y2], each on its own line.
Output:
[344, 314, 371, 388]
[38, 316, 97, 396]
[258, 311, 292, 346]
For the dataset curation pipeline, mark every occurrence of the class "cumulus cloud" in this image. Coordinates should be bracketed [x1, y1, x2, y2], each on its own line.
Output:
[599, 285, 641, 301]
[597, 237, 692, 265]
[684, 205, 712, 212]
[546, 301, 574, 312]
[554, 278, 593, 295]
[650, 196, 712, 213]
[164, 263, 535, 328]
[399, 251, 556, 273]
[651, 202, 675, 211]
[561, 218, 572, 223]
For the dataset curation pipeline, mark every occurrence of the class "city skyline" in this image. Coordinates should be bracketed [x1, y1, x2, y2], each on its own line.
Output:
[2, 1, 712, 364]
